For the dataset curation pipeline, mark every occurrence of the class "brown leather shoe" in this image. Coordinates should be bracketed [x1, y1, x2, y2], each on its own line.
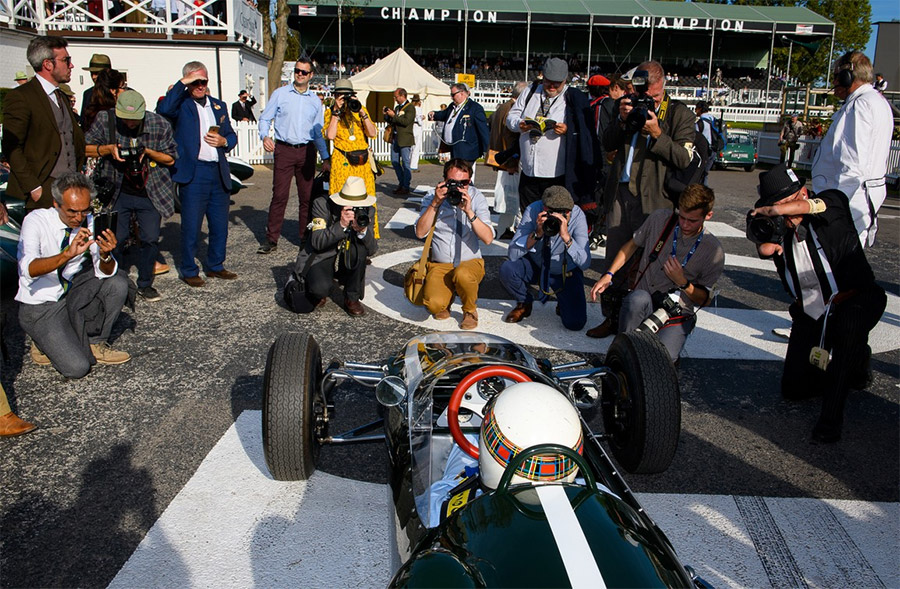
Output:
[31, 344, 51, 366]
[586, 318, 615, 339]
[460, 310, 478, 330]
[207, 269, 238, 280]
[182, 275, 206, 287]
[154, 261, 170, 275]
[503, 302, 532, 323]
[316, 298, 328, 309]
[0, 411, 37, 437]
[432, 309, 451, 320]
[345, 299, 365, 316]
[90, 342, 131, 365]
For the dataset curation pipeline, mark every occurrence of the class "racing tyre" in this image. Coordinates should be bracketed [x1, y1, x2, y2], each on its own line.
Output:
[602, 330, 680, 474]
[262, 332, 323, 481]
[744, 164, 755, 172]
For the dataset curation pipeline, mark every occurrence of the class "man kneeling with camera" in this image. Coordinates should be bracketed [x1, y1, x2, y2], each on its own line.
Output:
[415, 159, 493, 330]
[16, 173, 130, 377]
[500, 186, 591, 330]
[85, 89, 177, 302]
[590, 184, 724, 362]
[748, 164, 886, 443]
[288, 176, 376, 316]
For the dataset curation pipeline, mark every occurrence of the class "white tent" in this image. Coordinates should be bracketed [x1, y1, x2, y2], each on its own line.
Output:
[349, 48, 451, 115]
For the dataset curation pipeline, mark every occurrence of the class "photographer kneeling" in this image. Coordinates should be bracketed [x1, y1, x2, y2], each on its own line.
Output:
[415, 159, 493, 330]
[290, 176, 376, 316]
[748, 164, 886, 443]
[590, 184, 724, 362]
[85, 89, 176, 301]
[500, 186, 591, 331]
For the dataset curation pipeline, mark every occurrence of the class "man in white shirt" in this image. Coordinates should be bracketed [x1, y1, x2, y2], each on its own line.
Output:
[812, 51, 893, 248]
[16, 173, 130, 378]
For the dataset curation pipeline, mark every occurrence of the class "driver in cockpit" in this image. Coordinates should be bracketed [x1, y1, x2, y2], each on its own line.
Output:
[427, 381, 583, 527]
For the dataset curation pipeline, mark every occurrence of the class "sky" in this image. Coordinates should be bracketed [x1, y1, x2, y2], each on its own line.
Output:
[865, 0, 899, 61]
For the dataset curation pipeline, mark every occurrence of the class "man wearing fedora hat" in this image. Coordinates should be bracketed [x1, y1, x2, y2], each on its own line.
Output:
[749, 163, 886, 443]
[14, 71, 28, 85]
[81, 53, 112, 121]
[290, 176, 377, 316]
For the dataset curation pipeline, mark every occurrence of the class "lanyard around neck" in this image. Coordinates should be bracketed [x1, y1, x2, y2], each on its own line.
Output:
[671, 225, 704, 268]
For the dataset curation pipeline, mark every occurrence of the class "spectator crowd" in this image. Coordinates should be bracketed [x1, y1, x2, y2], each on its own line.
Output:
[0, 37, 893, 447]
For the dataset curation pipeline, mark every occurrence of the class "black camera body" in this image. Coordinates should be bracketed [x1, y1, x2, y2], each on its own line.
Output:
[335, 92, 362, 114]
[352, 206, 370, 228]
[445, 179, 467, 206]
[623, 70, 654, 134]
[119, 145, 145, 176]
[745, 211, 787, 245]
[541, 208, 569, 237]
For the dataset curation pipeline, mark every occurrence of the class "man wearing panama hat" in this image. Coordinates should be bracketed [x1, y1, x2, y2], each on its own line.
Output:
[290, 176, 377, 316]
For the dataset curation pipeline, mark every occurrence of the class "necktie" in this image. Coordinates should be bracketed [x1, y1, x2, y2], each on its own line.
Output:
[54, 89, 68, 115]
[58, 227, 72, 297]
[542, 94, 552, 117]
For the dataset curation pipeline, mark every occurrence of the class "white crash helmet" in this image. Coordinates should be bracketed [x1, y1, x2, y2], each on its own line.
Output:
[478, 381, 583, 490]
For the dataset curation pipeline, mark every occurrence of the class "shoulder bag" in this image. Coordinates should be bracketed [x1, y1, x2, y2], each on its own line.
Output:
[404, 215, 438, 306]
[284, 251, 319, 313]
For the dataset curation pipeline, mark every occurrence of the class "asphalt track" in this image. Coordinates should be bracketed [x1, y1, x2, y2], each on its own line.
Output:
[1, 163, 898, 588]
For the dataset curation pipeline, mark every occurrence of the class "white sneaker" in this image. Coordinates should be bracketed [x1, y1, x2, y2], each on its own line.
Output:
[772, 327, 791, 340]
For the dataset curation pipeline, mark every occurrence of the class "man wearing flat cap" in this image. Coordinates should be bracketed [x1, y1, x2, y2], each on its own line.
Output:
[590, 184, 723, 362]
[290, 176, 377, 316]
[506, 57, 594, 213]
[500, 186, 591, 331]
[749, 164, 886, 444]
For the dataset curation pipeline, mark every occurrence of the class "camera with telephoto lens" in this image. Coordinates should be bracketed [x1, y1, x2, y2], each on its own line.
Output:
[745, 210, 787, 245]
[623, 71, 655, 134]
[352, 206, 370, 228]
[542, 208, 568, 237]
[118, 145, 145, 176]
[335, 91, 362, 114]
[637, 291, 684, 334]
[445, 179, 466, 206]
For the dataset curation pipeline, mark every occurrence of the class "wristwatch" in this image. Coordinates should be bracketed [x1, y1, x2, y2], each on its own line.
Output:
[100, 253, 112, 263]
[678, 281, 691, 291]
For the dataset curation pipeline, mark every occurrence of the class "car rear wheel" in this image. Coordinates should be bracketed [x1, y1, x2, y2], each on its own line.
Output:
[744, 164, 755, 172]
[262, 332, 323, 481]
[602, 331, 680, 474]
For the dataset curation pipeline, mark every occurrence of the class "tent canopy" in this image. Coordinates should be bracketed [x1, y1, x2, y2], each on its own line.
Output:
[350, 48, 452, 114]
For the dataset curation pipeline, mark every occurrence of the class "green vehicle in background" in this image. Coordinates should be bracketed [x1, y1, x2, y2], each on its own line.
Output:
[715, 129, 758, 172]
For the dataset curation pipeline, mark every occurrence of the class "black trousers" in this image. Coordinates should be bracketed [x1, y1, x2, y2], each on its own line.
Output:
[305, 246, 367, 304]
[518, 173, 565, 212]
[782, 284, 886, 435]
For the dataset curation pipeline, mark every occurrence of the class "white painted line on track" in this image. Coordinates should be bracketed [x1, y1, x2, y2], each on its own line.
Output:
[112, 412, 899, 589]
[110, 411, 390, 589]
[364, 243, 900, 357]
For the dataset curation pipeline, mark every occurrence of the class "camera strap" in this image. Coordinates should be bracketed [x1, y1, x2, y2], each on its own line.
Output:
[633, 212, 678, 289]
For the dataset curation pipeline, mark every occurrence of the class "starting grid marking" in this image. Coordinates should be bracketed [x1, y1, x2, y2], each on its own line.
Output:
[110, 411, 899, 589]
[367, 206, 900, 358]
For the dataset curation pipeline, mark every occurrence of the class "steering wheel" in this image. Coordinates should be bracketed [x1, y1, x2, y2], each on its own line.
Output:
[448, 365, 532, 458]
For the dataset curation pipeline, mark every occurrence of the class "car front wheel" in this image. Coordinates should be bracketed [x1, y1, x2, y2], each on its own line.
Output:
[602, 330, 681, 474]
[262, 332, 324, 481]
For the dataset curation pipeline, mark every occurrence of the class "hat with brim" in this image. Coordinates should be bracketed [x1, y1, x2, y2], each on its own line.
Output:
[59, 83, 75, 97]
[621, 66, 638, 81]
[116, 89, 146, 120]
[755, 163, 804, 208]
[542, 58, 569, 83]
[330, 176, 376, 207]
[542, 185, 574, 211]
[83, 54, 112, 72]
[14, 71, 28, 81]
[333, 78, 354, 94]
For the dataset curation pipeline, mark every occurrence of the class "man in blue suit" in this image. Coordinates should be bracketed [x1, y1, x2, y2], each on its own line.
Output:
[429, 84, 490, 171]
[158, 61, 238, 287]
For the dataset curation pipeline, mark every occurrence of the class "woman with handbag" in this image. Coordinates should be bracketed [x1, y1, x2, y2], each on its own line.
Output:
[325, 79, 379, 236]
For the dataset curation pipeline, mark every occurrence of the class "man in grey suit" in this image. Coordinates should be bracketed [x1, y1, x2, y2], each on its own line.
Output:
[2, 36, 85, 212]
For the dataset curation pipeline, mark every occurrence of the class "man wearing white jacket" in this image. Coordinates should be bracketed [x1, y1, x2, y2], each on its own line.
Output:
[812, 51, 893, 248]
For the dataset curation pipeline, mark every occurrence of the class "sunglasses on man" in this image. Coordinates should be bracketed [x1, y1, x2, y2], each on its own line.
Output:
[294, 68, 312, 76]
[189, 79, 209, 87]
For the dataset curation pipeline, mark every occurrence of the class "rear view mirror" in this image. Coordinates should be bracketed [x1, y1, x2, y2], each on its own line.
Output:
[376, 376, 406, 407]
[569, 378, 601, 410]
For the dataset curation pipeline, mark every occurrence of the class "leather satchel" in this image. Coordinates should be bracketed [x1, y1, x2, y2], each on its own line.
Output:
[404, 217, 437, 306]
[382, 124, 394, 144]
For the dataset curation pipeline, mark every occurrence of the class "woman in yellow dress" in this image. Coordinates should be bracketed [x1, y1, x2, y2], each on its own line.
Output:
[324, 79, 379, 236]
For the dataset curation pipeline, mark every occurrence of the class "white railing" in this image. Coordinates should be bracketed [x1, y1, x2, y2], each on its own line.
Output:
[229, 121, 443, 165]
